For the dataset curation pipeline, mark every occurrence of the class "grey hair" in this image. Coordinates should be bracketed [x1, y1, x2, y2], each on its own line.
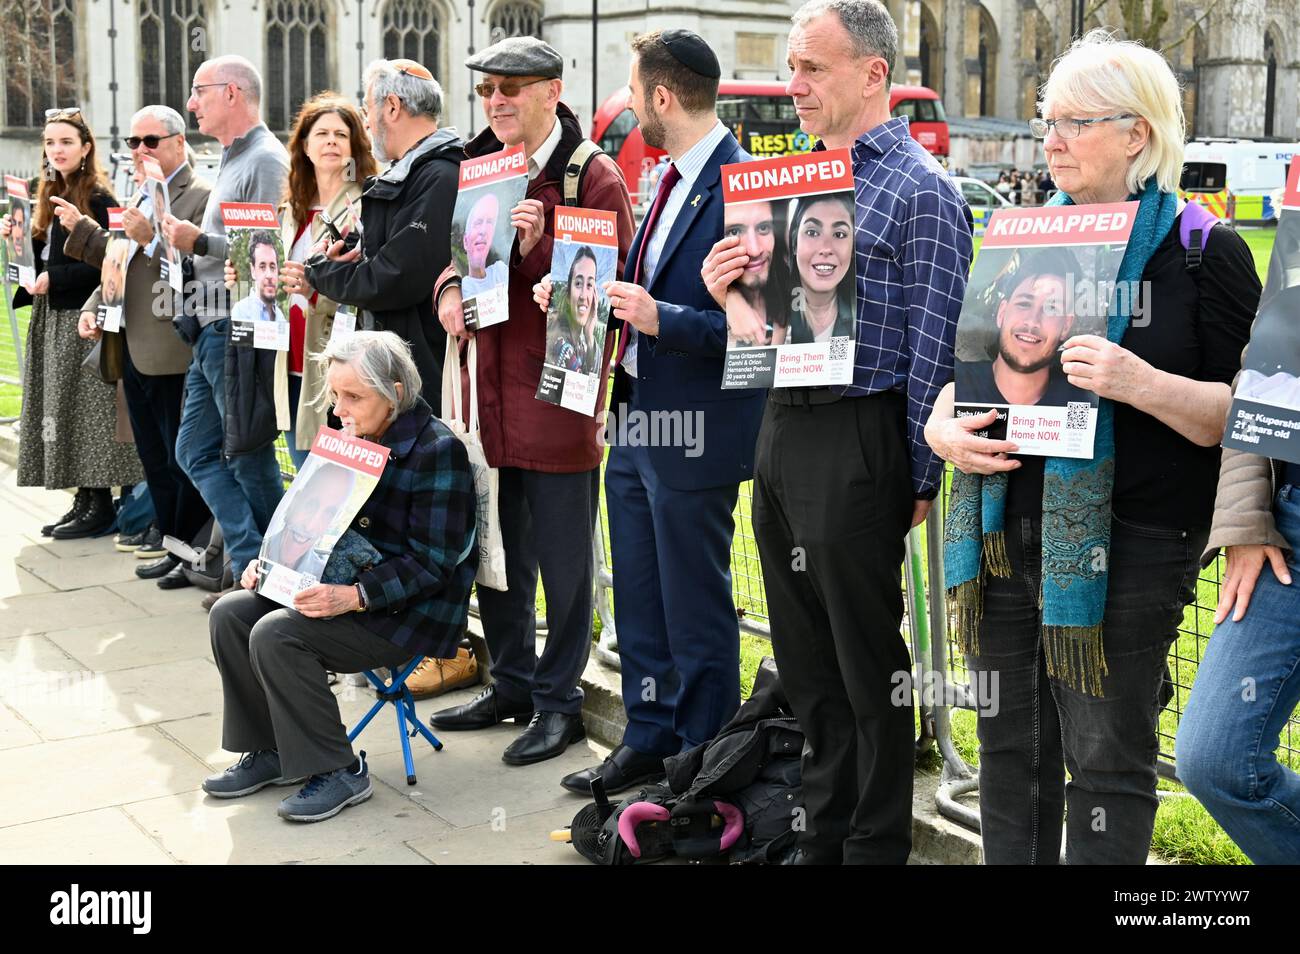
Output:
[364, 59, 443, 121]
[792, 0, 897, 72]
[131, 105, 185, 136]
[207, 54, 263, 107]
[318, 330, 422, 422]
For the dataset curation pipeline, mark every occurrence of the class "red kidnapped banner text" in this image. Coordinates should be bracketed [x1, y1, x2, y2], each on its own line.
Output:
[221, 202, 279, 228]
[721, 148, 854, 203]
[459, 144, 527, 188]
[983, 202, 1138, 247]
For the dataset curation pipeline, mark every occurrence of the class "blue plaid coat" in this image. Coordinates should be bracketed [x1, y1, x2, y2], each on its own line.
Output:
[354, 398, 478, 659]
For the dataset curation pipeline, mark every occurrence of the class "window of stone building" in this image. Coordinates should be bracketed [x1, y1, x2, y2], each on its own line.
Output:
[265, 0, 332, 132]
[140, 0, 209, 130]
[488, 0, 542, 44]
[383, 0, 443, 77]
[2, 0, 78, 128]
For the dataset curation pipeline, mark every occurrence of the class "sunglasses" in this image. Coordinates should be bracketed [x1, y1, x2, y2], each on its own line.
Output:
[126, 132, 181, 150]
[474, 76, 549, 99]
[45, 106, 83, 122]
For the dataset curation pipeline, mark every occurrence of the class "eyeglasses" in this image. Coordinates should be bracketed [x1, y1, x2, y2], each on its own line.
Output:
[390, 58, 434, 81]
[126, 132, 181, 150]
[190, 82, 244, 98]
[45, 106, 83, 122]
[474, 76, 549, 99]
[1028, 114, 1136, 140]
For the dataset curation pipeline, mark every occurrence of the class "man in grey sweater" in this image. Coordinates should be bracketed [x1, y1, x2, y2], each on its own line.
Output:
[164, 55, 290, 610]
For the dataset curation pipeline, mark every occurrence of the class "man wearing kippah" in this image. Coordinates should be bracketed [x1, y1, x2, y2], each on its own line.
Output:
[431, 37, 636, 766]
[556, 29, 765, 797]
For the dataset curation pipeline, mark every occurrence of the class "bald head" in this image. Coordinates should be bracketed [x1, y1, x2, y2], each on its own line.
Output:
[188, 55, 264, 145]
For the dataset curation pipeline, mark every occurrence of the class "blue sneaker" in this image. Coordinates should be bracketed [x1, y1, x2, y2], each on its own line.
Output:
[203, 750, 304, 799]
[277, 751, 373, 822]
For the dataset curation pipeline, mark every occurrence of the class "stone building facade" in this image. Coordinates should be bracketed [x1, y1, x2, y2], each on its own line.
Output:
[0, 0, 1294, 173]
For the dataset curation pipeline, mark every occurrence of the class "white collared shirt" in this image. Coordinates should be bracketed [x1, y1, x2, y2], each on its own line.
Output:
[624, 120, 729, 377]
[528, 117, 562, 180]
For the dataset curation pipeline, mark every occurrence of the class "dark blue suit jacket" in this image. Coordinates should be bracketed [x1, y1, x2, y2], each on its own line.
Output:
[611, 132, 766, 492]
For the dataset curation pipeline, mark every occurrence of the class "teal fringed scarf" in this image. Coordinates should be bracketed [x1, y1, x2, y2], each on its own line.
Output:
[944, 180, 1177, 696]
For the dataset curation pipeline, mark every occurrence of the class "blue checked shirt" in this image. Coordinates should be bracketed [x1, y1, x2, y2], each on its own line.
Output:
[827, 118, 973, 497]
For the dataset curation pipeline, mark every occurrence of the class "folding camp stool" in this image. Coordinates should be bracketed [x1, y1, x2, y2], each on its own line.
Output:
[347, 657, 444, 785]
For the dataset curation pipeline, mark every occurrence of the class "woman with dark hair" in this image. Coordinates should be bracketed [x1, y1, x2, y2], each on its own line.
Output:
[1, 107, 140, 538]
[780, 192, 856, 346]
[231, 92, 378, 468]
[545, 245, 606, 375]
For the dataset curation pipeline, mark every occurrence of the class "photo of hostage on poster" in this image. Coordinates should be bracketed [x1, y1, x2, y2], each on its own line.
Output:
[534, 206, 617, 417]
[953, 202, 1136, 458]
[450, 143, 528, 331]
[3, 175, 35, 287]
[223, 202, 289, 351]
[719, 149, 857, 389]
[1223, 163, 1300, 461]
[138, 154, 182, 292]
[96, 207, 132, 333]
[255, 426, 390, 608]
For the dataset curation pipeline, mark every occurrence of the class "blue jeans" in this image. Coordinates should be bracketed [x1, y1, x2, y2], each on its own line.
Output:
[176, 320, 284, 578]
[968, 513, 1204, 864]
[1175, 486, 1300, 864]
[285, 374, 310, 471]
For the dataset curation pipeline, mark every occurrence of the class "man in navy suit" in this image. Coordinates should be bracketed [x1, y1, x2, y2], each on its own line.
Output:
[556, 29, 766, 795]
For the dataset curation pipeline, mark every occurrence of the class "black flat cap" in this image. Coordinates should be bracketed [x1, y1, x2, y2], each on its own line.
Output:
[465, 36, 563, 79]
[660, 29, 721, 79]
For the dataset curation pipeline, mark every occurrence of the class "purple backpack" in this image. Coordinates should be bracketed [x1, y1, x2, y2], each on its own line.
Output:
[1179, 199, 1220, 272]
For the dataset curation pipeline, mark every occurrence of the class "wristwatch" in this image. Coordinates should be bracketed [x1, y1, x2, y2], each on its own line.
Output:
[354, 583, 369, 613]
[194, 232, 209, 257]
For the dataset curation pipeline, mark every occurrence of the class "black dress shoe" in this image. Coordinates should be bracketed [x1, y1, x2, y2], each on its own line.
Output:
[136, 553, 181, 580]
[502, 711, 586, 766]
[51, 489, 114, 539]
[156, 561, 194, 590]
[560, 743, 666, 795]
[42, 489, 90, 537]
[428, 684, 533, 731]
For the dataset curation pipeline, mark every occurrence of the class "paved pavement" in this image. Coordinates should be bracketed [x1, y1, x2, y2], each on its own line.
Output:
[0, 465, 609, 864]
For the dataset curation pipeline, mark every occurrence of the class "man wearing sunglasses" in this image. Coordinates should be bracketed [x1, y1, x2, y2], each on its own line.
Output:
[304, 57, 465, 402]
[431, 37, 635, 767]
[55, 105, 214, 588]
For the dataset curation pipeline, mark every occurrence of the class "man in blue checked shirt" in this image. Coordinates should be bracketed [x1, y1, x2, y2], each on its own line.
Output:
[704, 0, 972, 864]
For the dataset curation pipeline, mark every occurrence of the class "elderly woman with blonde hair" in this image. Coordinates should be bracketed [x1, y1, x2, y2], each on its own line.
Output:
[924, 31, 1261, 863]
[204, 330, 477, 823]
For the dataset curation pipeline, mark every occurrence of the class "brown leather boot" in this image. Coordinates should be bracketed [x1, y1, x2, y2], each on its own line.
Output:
[403, 649, 479, 700]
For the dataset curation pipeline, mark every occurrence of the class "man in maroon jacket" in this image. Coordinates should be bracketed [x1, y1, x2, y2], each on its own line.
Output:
[432, 36, 634, 766]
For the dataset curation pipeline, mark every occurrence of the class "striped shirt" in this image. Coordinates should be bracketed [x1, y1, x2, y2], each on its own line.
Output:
[830, 117, 973, 496]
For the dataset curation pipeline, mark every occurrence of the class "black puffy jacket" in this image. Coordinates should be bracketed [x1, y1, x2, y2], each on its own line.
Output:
[308, 128, 465, 403]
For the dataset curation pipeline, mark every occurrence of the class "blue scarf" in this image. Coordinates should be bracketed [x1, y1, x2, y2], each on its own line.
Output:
[944, 180, 1177, 696]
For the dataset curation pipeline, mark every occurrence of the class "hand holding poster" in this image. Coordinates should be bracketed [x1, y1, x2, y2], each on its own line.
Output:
[719, 150, 857, 389]
[1223, 163, 1300, 460]
[96, 207, 130, 333]
[952, 202, 1137, 458]
[535, 207, 617, 416]
[256, 426, 390, 607]
[138, 155, 182, 292]
[4, 175, 35, 287]
[223, 202, 290, 351]
[451, 144, 528, 331]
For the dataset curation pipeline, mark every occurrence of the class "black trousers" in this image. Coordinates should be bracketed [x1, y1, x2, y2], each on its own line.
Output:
[475, 466, 600, 714]
[120, 334, 209, 541]
[752, 391, 916, 864]
[209, 590, 414, 779]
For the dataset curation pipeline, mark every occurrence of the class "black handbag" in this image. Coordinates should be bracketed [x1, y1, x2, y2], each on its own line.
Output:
[82, 331, 124, 383]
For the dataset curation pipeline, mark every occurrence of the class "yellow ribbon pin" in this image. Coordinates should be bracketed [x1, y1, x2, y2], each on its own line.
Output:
[691, 195, 701, 208]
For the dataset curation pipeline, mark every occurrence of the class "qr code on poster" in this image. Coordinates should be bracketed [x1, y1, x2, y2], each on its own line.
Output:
[1065, 402, 1090, 430]
[828, 337, 851, 362]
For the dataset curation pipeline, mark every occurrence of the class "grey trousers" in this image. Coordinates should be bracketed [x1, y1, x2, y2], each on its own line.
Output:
[209, 589, 413, 779]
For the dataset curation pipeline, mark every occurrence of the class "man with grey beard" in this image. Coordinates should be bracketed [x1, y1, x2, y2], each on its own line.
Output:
[299, 57, 464, 400]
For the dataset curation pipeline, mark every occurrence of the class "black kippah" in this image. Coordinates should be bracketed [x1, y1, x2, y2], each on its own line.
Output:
[660, 29, 721, 80]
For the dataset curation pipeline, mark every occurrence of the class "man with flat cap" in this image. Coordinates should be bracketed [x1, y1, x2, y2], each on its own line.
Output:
[431, 36, 635, 766]
[550, 29, 765, 796]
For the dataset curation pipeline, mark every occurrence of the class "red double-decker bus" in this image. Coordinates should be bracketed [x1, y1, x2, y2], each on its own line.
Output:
[592, 81, 948, 203]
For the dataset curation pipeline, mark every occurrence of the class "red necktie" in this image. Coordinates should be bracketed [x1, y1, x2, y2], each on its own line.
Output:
[617, 163, 681, 366]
